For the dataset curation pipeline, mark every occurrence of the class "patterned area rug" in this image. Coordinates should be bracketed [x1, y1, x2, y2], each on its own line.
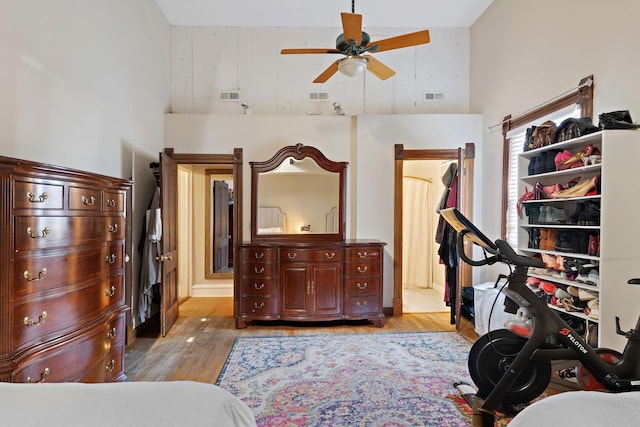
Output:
[216, 332, 477, 426]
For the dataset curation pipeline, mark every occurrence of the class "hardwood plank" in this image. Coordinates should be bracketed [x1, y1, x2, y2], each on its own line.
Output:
[125, 297, 478, 382]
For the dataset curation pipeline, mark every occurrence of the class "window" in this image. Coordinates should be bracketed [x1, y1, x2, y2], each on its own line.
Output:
[500, 75, 594, 244]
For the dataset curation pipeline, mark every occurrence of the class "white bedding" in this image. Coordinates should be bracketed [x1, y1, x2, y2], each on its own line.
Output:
[509, 391, 640, 426]
[0, 381, 256, 427]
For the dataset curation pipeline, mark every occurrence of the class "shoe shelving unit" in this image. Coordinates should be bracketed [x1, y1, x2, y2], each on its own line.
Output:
[518, 130, 640, 352]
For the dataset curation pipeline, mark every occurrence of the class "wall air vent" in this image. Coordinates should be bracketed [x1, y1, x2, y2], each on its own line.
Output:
[219, 91, 240, 101]
[308, 91, 329, 101]
[424, 91, 445, 101]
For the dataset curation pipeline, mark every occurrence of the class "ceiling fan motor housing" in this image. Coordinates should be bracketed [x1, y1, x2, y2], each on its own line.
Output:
[336, 31, 371, 54]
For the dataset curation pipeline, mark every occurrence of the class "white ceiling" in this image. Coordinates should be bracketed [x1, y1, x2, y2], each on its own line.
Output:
[153, 0, 495, 28]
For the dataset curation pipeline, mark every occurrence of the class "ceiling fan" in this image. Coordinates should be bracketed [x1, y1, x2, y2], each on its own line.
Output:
[280, 0, 431, 83]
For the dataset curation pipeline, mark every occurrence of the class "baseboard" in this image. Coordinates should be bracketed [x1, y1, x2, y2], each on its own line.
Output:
[192, 283, 233, 297]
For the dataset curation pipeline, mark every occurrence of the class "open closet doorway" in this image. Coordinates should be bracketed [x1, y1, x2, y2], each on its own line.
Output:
[393, 144, 475, 330]
[157, 148, 243, 336]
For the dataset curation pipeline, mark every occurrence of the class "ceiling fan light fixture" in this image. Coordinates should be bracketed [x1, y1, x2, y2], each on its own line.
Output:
[338, 56, 368, 77]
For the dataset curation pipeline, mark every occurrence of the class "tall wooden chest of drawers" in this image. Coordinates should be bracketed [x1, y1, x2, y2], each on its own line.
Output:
[0, 156, 131, 382]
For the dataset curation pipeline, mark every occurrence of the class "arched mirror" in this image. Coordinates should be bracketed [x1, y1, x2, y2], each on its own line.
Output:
[250, 144, 347, 242]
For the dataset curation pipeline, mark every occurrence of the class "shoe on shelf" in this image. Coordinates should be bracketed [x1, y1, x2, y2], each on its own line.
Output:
[578, 288, 598, 301]
[586, 269, 600, 286]
[587, 299, 600, 320]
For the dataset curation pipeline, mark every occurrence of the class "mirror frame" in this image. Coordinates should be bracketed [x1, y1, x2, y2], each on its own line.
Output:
[250, 143, 347, 242]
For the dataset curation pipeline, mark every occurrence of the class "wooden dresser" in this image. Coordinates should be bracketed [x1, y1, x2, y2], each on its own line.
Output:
[0, 156, 131, 383]
[236, 240, 385, 328]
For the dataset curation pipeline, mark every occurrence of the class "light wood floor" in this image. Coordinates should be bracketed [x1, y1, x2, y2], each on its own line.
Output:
[124, 297, 478, 383]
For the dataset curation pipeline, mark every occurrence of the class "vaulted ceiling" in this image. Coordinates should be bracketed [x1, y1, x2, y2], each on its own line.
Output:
[153, 0, 495, 28]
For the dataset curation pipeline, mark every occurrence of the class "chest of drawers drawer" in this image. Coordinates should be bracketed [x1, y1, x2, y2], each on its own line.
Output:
[344, 277, 381, 296]
[13, 181, 64, 210]
[13, 247, 110, 299]
[240, 262, 278, 278]
[239, 277, 278, 296]
[240, 247, 277, 263]
[69, 186, 102, 211]
[12, 275, 125, 352]
[343, 261, 381, 277]
[13, 312, 126, 383]
[280, 248, 343, 262]
[344, 247, 382, 262]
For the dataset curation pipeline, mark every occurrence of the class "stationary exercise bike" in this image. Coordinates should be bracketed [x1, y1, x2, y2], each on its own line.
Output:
[439, 208, 640, 426]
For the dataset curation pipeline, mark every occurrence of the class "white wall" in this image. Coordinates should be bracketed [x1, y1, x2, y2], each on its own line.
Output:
[164, 113, 483, 306]
[170, 26, 470, 116]
[1, 0, 172, 328]
[470, 0, 640, 282]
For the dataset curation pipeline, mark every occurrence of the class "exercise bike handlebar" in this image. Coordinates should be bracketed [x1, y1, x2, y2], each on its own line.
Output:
[442, 208, 545, 269]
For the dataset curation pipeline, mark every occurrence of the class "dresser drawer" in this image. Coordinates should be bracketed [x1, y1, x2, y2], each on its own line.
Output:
[105, 217, 126, 241]
[280, 248, 343, 262]
[239, 296, 279, 317]
[13, 277, 122, 351]
[240, 247, 278, 263]
[239, 277, 278, 296]
[103, 191, 125, 213]
[13, 180, 64, 210]
[343, 295, 381, 315]
[345, 247, 383, 261]
[13, 246, 109, 299]
[240, 262, 278, 278]
[69, 186, 102, 211]
[344, 261, 381, 277]
[14, 216, 116, 251]
[13, 312, 126, 383]
[344, 277, 381, 296]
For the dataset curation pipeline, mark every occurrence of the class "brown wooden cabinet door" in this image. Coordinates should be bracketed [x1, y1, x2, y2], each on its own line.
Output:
[280, 262, 341, 318]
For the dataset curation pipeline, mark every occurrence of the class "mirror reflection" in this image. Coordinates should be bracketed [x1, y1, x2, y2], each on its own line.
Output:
[205, 169, 234, 278]
[257, 157, 340, 235]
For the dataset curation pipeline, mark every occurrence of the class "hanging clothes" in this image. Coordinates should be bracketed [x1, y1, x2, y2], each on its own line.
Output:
[436, 162, 460, 324]
[138, 186, 162, 323]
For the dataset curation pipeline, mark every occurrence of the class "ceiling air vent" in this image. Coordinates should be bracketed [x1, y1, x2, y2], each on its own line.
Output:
[424, 91, 445, 101]
[308, 91, 329, 101]
[219, 91, 240, 101]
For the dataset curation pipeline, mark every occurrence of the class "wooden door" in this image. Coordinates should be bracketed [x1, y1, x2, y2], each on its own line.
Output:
[213, 180, 230, 273]
[310, 264, 342, 316]
[160, 149, 179, 336]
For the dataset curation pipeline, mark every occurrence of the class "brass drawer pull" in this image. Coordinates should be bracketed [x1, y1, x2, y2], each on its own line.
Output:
[287, 252, 297, 259]
[107, 327, 117, 340]
[252, 301, 265, 312]
[105, 359, 116, 373]
[26, 226, 50, 239]
[106, 199, 117, 207]
[357, 282, 368, 289]
[357, 251, 368, 258]
[26, 368, 49, 384]
[106, 285, 116, 297]
[356, 301, 368, 308]
[24, 311, 47, 327]
[254, 252, 264, 259]
[108, 224, 119, 233]
[357, 266, 368, 273]
[26, 191, 48, 203]
[105, 254, 116, 264]
[81, 195, 96, 206]
[325, 252, 335, 259]
[254, 266, 264, 274]
[254, 283, 265, 290]
[24, 268, 47, 282]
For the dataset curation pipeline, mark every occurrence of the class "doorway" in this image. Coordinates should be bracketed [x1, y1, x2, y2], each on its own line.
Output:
[393, 144, 475, 329]
[157, 149, 243, 336]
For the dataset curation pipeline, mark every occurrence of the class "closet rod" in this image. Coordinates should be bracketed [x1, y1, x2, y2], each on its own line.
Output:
[404, 175, 433, 183]
[487, 77, 593, 131]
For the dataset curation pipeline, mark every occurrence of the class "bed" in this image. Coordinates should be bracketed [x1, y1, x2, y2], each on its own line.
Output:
[257, 206, 286, 234]
[509, 390, 640, 426]
[0, 380, 256, 427]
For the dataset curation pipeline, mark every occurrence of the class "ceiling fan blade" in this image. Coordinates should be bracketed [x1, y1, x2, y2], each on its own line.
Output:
[341, 12, 363, 46]
[313, 60, 340, 83]
[281, 48, 341, 54]
[363, 56, 396, 80]
[366, 30, 430, 53]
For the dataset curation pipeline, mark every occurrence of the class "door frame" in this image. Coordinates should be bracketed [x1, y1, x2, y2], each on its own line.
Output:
[160, 148, 243, 336]
[393, 143, 475, 328]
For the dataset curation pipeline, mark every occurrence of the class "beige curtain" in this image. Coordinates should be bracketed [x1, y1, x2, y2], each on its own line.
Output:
[402, 177, 433, 289]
